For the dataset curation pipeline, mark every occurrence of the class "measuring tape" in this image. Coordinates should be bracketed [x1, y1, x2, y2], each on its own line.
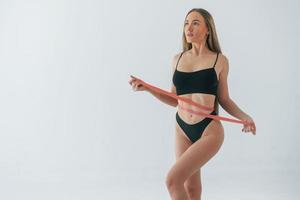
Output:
[131, 75, 249, 125]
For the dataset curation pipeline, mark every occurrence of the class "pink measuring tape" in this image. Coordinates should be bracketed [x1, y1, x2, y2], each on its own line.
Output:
[131, 75, 249, 125]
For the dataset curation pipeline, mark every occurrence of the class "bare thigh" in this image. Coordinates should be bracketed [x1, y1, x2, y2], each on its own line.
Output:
[169, 120, 224, 184]
[175, 123, 201, 189]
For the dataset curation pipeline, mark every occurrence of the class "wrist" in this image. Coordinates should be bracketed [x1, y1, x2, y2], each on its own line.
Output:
[241, 113, 251, 120]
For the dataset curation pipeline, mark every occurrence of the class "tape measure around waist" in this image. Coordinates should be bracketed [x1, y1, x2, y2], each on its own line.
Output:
[131, 75, 248, 125]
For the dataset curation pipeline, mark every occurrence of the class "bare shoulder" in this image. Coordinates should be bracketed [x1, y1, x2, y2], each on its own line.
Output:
[217, 53, 229, 73]
[170, 52, 183, 94]
[171, 52, 183, 70]
[218, 53, 229, 66]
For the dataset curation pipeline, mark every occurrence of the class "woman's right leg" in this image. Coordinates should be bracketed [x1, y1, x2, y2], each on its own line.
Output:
[177, 124, 202, 200]
[166, 123, 202, 200]
[175, 117, 204, 200]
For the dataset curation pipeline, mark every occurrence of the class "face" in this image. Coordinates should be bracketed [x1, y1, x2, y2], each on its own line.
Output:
[184, 11, 209, 43]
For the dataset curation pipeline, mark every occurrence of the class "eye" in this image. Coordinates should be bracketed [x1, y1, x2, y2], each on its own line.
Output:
[184, 22, 199, 26]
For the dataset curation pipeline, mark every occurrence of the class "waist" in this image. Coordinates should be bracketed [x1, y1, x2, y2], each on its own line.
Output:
[178, 104, 216, 115]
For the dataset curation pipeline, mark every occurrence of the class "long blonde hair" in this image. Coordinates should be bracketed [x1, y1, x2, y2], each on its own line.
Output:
[182, 8, 222, 115]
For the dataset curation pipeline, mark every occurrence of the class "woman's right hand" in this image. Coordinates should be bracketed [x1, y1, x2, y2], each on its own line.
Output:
[128, 75, 147, 92]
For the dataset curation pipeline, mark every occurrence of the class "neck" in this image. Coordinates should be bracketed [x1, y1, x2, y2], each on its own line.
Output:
[190, 40, 210, 56]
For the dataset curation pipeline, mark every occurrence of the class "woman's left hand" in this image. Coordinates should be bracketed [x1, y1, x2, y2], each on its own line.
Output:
[241, 115, 256, 135]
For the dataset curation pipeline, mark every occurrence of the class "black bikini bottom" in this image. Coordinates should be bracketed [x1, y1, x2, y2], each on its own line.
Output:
[176, 110, 217, 143]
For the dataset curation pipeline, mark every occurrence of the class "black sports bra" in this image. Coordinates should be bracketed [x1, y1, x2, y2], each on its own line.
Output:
[172, 51, 219, 96]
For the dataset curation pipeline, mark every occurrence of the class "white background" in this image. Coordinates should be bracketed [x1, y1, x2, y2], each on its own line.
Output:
[0, 0, 299, 199]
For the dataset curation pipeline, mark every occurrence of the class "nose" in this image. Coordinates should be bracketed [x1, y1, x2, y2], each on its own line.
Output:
[187, 24, 193, 32]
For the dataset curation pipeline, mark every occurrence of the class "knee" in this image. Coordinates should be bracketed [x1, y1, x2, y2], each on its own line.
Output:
[184, 183, 202, 199]
[165, 174, 183, 192]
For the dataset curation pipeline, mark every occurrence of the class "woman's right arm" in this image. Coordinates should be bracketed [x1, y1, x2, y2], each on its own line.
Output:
[146, 86, 178, 107]
[129, 53, 180, 107]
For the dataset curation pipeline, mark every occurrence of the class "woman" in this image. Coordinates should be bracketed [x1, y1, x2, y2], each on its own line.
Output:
[129, 8, 256, 200]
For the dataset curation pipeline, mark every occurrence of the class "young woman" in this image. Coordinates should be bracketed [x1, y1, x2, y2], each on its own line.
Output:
[129, 8, 256, 200]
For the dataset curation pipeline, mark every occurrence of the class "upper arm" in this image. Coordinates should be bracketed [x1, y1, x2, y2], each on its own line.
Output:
[170, 53, 181, 94]
[217, 54, 231, 103]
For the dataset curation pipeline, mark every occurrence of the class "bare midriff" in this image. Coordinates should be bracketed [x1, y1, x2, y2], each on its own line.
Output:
[177, 93, 216, 124]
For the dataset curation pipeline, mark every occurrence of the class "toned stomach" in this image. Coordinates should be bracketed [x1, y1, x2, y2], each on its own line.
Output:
[177, 93, 216, 124]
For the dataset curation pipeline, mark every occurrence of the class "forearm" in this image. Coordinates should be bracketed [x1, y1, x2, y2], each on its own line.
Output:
[146, 89, 178, 107]
[219, 98, 249, 119]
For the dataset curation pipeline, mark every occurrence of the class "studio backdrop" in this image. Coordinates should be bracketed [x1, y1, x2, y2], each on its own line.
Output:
[0, 0, 299, 199]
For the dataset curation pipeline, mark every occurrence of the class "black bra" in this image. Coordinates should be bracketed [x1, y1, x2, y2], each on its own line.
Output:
[172, 51, 219, 96]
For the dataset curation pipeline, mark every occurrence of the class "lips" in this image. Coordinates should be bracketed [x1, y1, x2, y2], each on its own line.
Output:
[187, 33, 193, 37]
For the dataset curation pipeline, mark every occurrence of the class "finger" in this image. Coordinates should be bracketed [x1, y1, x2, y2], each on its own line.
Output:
[251, 127, 256, 135]
[129, 79, 136, 85]
[250, 127, 254, 134]
[133, 80, 139, 86]
[253, 125, 256, 135]
[135, 80, 142, 85]
[246, 126, 250, 132]
[250, 126, 253, 131]
[247, 126, 251, 132]
[131, 75, 140, 81]
[249, 123, 254, 130]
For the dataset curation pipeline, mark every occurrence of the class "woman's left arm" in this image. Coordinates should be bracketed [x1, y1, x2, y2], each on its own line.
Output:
[217, 55, 256, 135]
